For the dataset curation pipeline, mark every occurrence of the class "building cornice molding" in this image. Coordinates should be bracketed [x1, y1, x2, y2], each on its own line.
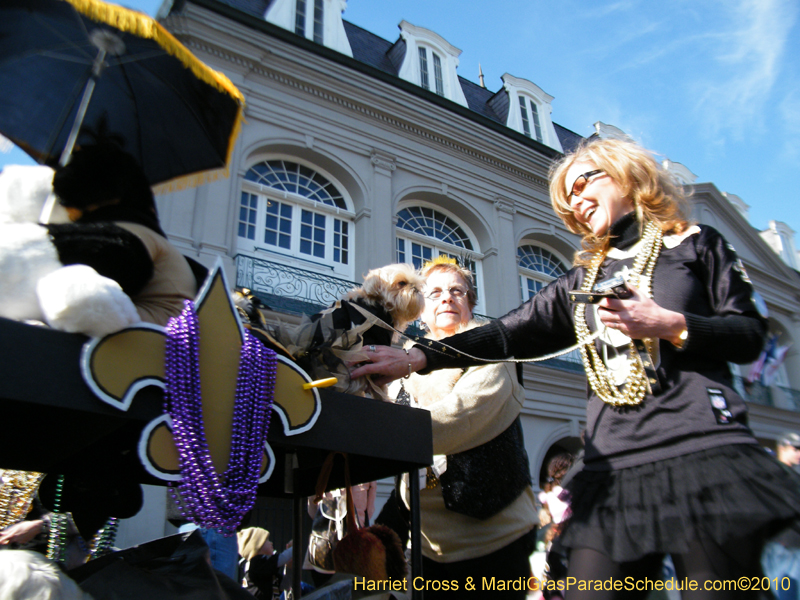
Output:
[355, 208, 372, 222]
[182, 35, 551, 192]
[168, 1, 559, 173]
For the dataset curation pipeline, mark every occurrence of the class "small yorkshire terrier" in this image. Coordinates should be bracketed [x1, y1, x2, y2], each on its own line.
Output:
[341, 262, 425, 344]
[275, 263, 425, 398]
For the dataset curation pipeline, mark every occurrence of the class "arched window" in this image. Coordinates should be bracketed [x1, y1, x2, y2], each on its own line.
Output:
[518, 245, 567, 301]
[519, 244, 579, 366]
[396, 205, 482, 310]
[238, 159, 353, 276]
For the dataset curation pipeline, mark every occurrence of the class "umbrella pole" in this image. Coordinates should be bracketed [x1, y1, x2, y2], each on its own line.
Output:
[39, 46, 108, 224]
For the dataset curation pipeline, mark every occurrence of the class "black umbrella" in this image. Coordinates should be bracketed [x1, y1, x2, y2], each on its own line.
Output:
[0, 0, 245, 191]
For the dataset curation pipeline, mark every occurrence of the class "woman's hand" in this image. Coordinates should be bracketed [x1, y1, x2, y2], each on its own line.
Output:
[350, 346, 428, 387]
[596, 284, 686, 345]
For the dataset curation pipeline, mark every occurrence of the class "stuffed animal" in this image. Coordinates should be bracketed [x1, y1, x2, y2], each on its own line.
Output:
[0, 143, 198, 337]
[0, 164, 140, 337]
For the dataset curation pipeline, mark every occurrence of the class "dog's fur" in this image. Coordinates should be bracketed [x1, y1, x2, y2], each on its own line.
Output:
[343, 263, 425, 340]
[274, 263, 424, 398]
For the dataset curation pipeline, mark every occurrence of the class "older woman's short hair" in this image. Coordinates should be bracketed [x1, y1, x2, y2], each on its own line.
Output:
[421, 258, 478, 310]
[0, 549, 94, 600]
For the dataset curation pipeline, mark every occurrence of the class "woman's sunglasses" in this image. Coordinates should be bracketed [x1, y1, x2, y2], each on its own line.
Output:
[568, 169, 605, 199]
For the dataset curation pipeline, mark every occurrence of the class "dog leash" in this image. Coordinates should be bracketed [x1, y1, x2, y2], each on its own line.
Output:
[348, 302, 602, 365]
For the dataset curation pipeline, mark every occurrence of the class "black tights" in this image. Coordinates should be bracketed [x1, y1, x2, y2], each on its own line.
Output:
[566, 535, 763, 600]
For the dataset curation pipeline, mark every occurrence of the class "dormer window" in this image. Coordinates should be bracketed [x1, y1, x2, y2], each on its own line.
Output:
[418, 47, 444, 96]
[294, 0, 305, 36]
[294, 0, 323, 43]
[418, 48, 429, 90]
[312, 0, 323, 43]
[518, 96, 543, 142]
[496, 74, 562, 152]
[392, 21, 468, 107]
[265, 0, 353, 57]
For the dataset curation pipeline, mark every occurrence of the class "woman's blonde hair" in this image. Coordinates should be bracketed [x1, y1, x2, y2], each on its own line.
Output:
[549, 137, 691, 265]
[421, 256, 478, 311]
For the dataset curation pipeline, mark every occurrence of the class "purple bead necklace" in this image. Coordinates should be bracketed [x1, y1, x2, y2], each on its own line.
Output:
[165, 300, 277, 535]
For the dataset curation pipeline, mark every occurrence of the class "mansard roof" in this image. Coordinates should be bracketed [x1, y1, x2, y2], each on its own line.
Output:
[213, 0, 271, 16]
[554, 124, 584, 155]
[459, 76, 503, 122]
[342, 20, 398, 76]
[172, 0, 582, 155]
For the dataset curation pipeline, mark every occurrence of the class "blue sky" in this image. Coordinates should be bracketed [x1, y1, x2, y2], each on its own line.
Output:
[4, 0, 798, 246]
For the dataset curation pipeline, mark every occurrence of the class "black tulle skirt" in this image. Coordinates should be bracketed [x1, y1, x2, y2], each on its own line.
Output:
[557, 443, 800, 563]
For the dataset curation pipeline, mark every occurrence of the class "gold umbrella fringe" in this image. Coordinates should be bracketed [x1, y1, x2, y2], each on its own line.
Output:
[64, 0, 246, 188]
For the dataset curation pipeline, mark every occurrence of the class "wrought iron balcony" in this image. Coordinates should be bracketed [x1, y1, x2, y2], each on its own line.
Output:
[732, 375, 800, 412]
[235, 254, 358, 316]
[541, 349, 585, 373]
[778, 386, 800, 410]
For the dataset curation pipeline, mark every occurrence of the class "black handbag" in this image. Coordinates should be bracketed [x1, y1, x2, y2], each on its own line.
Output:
[439, 416, 532, 520]
[306, 452, 350, 574]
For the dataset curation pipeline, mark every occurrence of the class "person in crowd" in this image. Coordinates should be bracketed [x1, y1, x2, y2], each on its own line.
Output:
[538, 453, 572, 532]
[777, 432, 800, 473]
[763, 433, 800, 600]
[539, 453, 573, 600]
[350, 481, 377, 528]
[353, 137, 800, 599]
[388, 257, 537, 599]
[237, 527, 292, 600]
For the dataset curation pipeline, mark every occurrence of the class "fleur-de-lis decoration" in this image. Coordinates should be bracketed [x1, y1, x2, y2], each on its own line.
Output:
[79, 260, 323, 481]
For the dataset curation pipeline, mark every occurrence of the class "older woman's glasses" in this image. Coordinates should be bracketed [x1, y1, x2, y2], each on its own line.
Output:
[426, 286, 467, 300]
[568, 169, 604, 199]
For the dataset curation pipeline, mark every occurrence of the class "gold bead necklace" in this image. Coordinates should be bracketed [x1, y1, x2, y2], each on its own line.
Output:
[573, 221, 663, 406]
[0, 469, 44, 530]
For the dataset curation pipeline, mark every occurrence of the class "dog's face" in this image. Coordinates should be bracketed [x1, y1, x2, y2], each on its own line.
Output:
[349, 263, 425, 331]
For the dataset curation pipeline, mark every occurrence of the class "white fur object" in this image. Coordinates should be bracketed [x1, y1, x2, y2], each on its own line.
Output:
[0, 164, 139, 337]
[37, 264, 141, 338]
[0, 549, 94, 600]
[0, 164, 68, 224]
[0, 222, 63, 321]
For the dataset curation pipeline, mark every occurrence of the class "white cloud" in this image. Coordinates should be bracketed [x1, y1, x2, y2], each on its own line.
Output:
[694, 0, 798, 139]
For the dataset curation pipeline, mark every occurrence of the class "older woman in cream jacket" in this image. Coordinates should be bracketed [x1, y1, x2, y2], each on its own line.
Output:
[394, 258, 537, 599]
